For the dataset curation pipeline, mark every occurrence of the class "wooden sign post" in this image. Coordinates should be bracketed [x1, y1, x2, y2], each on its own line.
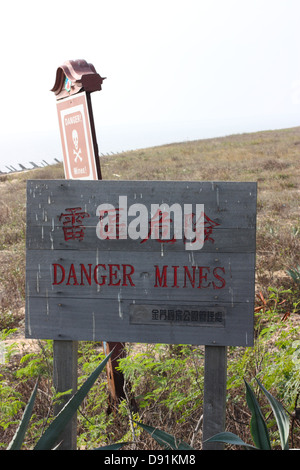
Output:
[202, 345, 227, 450]
[53, 340, 78, 449]
[26, 179, 256, 448]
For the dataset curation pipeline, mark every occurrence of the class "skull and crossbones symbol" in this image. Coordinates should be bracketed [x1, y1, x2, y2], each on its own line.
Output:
[72, 129, 82, 162]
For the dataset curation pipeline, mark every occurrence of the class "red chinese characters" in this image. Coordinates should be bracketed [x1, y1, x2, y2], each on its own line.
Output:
[59, 207, 90, 241]
[203, 213, 220, 244]
[141, 208, 177, 244]
[59, 204, 220, 246]
[141, 211, 220, 245]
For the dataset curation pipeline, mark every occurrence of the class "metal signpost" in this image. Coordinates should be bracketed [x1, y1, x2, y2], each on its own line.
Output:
[26, 179, 257, 449]
[50, 60, 125, 447]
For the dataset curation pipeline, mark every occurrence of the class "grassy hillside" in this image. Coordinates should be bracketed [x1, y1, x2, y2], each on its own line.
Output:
[1, 126, 299, 327]
[0, 126, 299, 449]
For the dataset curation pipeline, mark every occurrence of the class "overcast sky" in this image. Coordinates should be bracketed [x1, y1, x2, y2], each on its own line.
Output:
[1, 0, 300, 171]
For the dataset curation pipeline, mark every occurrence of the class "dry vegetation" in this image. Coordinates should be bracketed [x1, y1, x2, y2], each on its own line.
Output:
[0, 126, 299, 449]
[101, 126, 300, 295]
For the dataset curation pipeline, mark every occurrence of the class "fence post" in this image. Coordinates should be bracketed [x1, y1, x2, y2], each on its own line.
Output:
[53, 340, 78, 450]
[202, 345, 227, 450]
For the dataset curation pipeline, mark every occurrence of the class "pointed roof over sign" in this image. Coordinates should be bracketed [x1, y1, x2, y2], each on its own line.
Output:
[51, 59, 105, 100]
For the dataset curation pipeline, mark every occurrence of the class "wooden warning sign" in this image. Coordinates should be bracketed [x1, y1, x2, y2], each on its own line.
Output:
[25, 180, 257, 347]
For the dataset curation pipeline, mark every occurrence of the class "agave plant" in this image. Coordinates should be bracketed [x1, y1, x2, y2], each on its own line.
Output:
[6, 350, 128, 450]
[205, 378, 290, 450]
[6, 365, 294, 451]
[135, 378, 293, 451]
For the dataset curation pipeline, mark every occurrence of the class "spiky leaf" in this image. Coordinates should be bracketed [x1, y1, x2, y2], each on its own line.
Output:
[34, 351, 113, 450]
[135, 421, 193, 450]
[256, 379, 289, 450]
[204, 431, 257, 450]
[7, 380, 39, 450]
[244, 379, 271, 450]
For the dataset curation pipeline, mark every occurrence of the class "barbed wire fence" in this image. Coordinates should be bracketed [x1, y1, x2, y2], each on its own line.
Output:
[0, 158, 63, 175]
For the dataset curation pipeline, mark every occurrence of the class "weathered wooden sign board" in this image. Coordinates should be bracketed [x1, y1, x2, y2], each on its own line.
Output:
[25, 180, 256, 347]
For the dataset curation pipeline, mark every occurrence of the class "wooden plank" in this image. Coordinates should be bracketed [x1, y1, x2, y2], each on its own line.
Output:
[26, 180, 257, 232]
[26, 250, 255, 301]
[25, 297, 253, 346]
[202, 346, 227, 450]
[26, 226, 256, 253]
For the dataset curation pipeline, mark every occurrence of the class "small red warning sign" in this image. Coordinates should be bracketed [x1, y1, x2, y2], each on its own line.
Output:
[56, 92, 99, 180]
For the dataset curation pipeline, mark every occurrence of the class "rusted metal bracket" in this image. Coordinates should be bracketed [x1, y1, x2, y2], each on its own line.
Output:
[103, 342, 127, 407]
